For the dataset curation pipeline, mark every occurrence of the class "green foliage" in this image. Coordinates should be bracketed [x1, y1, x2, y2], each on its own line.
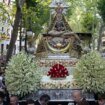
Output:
[69, 6, 84, 32]
[0, 0, 101, 37]
[98, 0, 105, 23]
[81, 13, 97, 32]
[74, 51, 105, 93]
[22, 0, 50, 35]
[67, 0, 99, 33]
[0, 2, 15, 26]
[26, 0, 37, 8]
[5, 52, 42, 97]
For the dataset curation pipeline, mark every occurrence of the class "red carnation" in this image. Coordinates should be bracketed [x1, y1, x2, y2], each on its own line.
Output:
[47, 63, 69, 78]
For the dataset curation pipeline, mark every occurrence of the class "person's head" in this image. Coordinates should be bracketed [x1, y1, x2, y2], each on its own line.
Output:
[10, 95, 18, 105]
[26, 99, 35, 105]
[72, 90, 83, 102]
[98, 94, 105, 105]
[39, 94, 50, 105]
[0, 91, 5, 104]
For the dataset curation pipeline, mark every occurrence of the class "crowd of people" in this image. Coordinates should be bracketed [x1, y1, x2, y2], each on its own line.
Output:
[0, 93, 50, 105]
[0, 90, 104, 105]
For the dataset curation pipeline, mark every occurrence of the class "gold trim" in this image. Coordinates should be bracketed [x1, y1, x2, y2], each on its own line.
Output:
[46, 40, 71, 53]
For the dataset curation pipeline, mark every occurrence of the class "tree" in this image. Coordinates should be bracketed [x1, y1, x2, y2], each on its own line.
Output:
[6, 0, 50, 62]
[81, 13, 98, 32]
[98, 0, 105, 23]
[0, 2, 15, 26]
[22, 0, 50, 35]
[66, 0, 99, 33]
[97, 0, 105, 51]
[97, 24, 105, 51]
[6, 0, 25, 62]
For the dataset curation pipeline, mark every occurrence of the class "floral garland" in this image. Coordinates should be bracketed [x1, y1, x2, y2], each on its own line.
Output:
[47, 64, 69, 78]
[37, 59, 77, 67]
[40, 75, 78, 89]
[40, 81, 78, 89]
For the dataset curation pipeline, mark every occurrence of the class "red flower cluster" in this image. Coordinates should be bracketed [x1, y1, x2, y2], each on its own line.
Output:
[47, 64, 69, 78]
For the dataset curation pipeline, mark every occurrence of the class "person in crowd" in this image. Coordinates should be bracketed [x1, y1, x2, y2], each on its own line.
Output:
[0, 72, 10, 105]
[10, 95, 19, 105]
[0, 91, 7, 105]
[26, 99, 35, 105]
[35, 94, 50, 105]
[72, 90, 89, 105]
[98, 94, 105, 105]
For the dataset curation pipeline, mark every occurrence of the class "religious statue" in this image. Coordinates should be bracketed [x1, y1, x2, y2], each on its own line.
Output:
[48, 3, 66, 35]
[35, 0, 84, 59]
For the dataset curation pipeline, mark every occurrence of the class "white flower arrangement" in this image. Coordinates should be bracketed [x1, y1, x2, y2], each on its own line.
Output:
[74, 51, 105, 93]
[5, 52, 42, 97]
[40, 75, 78, 89]
[40, 81, 78, 89]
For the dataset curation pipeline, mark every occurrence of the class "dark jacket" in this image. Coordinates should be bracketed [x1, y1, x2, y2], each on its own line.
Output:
[34, 100, 41, 105]
[2, 101, 8, 105]
[76, 98, 90, 105]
